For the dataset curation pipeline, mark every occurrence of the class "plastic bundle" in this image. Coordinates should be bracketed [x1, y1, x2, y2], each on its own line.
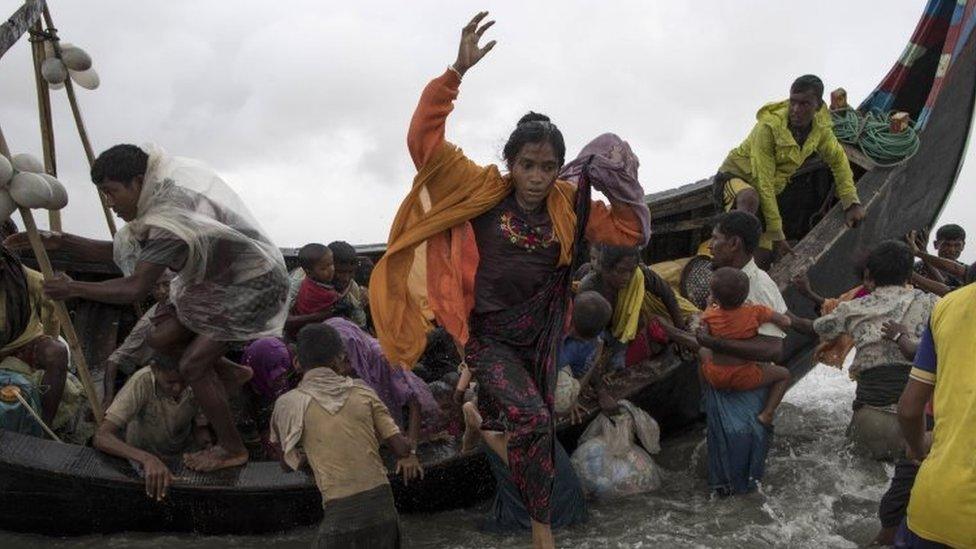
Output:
[570, 400, 663, 499]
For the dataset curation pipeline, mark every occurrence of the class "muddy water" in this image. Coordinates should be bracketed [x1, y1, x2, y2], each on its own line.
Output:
[1, 366, 894, 548]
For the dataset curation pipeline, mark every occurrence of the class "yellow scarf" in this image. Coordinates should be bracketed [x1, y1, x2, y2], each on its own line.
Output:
[611, 268, 645, 343]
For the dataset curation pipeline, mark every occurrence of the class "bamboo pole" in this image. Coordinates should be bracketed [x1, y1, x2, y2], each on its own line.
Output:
[0, 134, 103, 424]
[40, 6, 116, 237]
[17, 207, 103, 422]
[14, 388, 63, 442]
[28, 23, 61, 232]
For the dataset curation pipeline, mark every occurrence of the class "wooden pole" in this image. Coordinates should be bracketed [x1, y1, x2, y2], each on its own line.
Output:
[17, 206, 103, 423]
[0, 133, 103, 424]
[40, 6, 117, 237]
[14, 388, 63, 442]
[28, 22, 61, 232]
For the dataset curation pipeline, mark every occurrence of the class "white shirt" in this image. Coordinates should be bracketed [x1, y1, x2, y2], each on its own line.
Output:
[741, 258, 788, 338]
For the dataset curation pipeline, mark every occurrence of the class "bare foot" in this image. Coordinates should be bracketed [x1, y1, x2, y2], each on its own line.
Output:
[183, 445, 248, 472]
[756, 412, 774, 426]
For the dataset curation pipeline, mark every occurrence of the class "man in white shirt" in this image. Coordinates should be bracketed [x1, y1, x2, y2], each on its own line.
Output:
[699, 211, 787, 360]
[695, 211, 788, 495]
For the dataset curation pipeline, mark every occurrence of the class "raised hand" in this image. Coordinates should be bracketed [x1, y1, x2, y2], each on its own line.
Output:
[905, 230, 926, 256]
[453, 11, 496, 77]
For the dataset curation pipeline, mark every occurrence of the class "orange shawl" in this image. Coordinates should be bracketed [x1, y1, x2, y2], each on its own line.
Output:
[371, 142, 639, 368]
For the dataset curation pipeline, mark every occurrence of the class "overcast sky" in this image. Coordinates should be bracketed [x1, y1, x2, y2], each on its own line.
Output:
[1, 1, 974, 260]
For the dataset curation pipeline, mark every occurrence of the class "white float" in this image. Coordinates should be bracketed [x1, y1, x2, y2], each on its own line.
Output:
[40, 174, 69, 210]
[11, 153, 44, 174]
[9, 172, 53, 209]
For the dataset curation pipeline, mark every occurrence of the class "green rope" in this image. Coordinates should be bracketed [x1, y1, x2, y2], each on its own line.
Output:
[830, 108, 920, 167]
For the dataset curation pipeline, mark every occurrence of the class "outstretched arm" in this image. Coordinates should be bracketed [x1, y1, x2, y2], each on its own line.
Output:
[42, 260, 166, 304]
[698, 332, 783, 363]
[94, 419, 174, 501]
[910, 272, 951, 297]
[406, 12, 496, 169]
[818, 132, 863, 228]
[907, 230, 967, 279]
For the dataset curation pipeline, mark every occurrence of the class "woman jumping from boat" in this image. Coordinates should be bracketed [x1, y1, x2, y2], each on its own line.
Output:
[370, 12, 650, 548]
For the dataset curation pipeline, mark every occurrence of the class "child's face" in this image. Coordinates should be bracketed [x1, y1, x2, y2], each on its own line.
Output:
[306, 252, 335, 284]
[152, 279, 171, 303]
[603, 256, 638, 292]
[333, 261, 356, 291]
[152, 367, 187, 399]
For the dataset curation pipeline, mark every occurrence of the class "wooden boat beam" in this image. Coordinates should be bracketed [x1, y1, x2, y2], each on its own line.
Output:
[0, 0, 44, 60]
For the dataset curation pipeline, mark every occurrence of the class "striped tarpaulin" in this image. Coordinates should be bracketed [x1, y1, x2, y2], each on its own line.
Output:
[860, 0, 976, 130]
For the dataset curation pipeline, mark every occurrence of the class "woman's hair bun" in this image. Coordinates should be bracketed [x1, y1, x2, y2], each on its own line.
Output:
[517, 111, 551, 125]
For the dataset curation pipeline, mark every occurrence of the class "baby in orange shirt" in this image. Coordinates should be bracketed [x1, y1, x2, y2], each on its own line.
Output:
[700, 267, 792, 426]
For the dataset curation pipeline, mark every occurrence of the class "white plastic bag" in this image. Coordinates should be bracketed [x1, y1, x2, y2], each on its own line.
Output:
[570, 399, 662, 499]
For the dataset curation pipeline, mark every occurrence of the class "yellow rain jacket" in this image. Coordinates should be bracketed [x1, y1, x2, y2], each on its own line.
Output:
[719, 100, 859, 243]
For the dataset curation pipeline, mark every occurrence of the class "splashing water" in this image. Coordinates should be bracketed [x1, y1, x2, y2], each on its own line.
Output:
[1, 366, 895, 549]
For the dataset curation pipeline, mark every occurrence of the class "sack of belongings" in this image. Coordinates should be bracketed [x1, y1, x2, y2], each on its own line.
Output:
[570, 399, 663, 499]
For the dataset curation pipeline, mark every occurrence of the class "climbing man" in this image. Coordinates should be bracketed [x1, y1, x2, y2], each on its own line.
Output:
[716, 74, 866, 266]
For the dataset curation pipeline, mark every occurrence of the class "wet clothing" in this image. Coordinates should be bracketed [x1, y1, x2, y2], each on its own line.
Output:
[853, 363, 912, 409]
[705, 385, 770, 495]
[313, 483, 401, 549]
[906, 285, 976, 548]
[718, 100, 859, 243]
[813, 286, 936, 379]
[705, 258, 785, 494]
[138, 227, 189, 271]
[466, 270, 571, 524]
[482, 441, 587, 533]
[270, 368, 399, 502]
[813, 285, 870, 369]
[113, 146, 289, 342]
[470, 194, 561, 313]
[104, 366, 200, 457]
[880, 459, 922, 528]
[370, 70, 648, 527]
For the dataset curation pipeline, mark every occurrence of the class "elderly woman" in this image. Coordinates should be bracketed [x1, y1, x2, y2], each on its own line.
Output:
[370, 12, 649, 548]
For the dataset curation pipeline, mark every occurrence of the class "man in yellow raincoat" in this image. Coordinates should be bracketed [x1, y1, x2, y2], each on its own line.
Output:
[717, 75, 866, 261]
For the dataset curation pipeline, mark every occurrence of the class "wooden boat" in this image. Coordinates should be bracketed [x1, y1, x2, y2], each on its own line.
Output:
[2, 0, 975, 536]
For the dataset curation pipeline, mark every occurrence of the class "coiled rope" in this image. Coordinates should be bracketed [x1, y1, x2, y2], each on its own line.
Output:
[831, 108, 920, 167]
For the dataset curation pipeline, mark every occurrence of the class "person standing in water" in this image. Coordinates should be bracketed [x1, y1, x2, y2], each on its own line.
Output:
[370, 12, 650, 548]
